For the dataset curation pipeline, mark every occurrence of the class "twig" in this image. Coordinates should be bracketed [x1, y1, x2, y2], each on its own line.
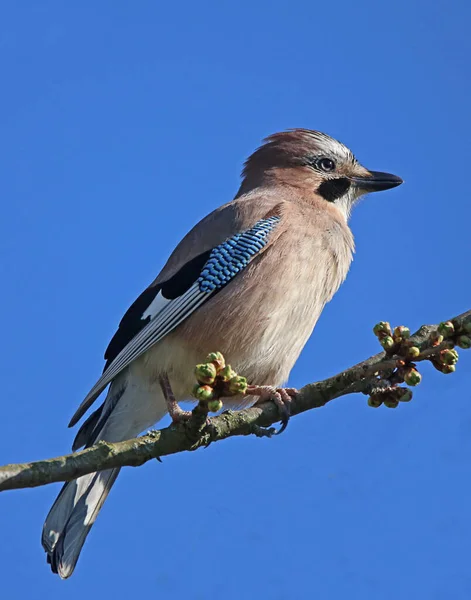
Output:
[0, 309, 469, 493]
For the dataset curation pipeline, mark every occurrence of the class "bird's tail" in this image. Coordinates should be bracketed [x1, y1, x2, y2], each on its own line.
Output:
[42, 372, 169, 578]
[42, 466, 120, 578]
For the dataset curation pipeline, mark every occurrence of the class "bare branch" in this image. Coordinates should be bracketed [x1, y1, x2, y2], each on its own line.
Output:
[1, 309, 470, 493]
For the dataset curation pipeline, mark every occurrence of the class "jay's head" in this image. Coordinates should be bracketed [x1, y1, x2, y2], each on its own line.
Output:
[238, 129, 402, 219]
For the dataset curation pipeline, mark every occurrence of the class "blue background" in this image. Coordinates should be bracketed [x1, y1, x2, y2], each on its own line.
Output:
[1, 2, 470, 598]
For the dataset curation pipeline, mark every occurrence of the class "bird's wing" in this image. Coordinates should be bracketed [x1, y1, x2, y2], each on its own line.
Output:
[69, 197, 285, 427]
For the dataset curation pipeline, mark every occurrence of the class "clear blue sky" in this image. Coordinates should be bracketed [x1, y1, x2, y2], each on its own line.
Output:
[1, 1, 470, 598]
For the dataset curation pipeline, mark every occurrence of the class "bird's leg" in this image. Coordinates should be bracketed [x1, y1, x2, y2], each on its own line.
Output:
[247, 386, 299, 434]
[159, 374, 192, 423]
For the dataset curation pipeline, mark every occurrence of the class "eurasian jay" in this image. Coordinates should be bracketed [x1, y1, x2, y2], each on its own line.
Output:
[42, 129, 402, 578]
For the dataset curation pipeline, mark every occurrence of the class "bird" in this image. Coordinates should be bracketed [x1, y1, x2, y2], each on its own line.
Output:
[42, 128, 402, 578]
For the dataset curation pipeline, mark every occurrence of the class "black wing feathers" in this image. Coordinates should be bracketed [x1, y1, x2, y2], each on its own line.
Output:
[103, 287, 158, 371]
[103, 250, 211, 371]
[160, 251, 211, 299]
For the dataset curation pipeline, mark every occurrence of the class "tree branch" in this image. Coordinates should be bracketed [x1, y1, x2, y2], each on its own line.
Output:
[1, 309, 470, 493]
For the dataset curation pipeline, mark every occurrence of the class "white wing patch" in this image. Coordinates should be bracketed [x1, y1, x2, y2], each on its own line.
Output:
[142, 291, 170, 319]
[70, 283, 206, 425]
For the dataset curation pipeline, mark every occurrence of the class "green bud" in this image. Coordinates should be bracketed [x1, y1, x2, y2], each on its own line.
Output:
[462, 318, 471, 334]
[384, 398, 399, 409]
[407, 346, 420, 359]
[192, 385, 214, 401]
[227, 375, 248, 395]
[438, 321, 455, 337]
[440, 349, 459, 365]
[218, 365, 237, 382]
[398, 389, 413, 402]
[380, 336, 395, 351]
[208, 399, 223, 413]
[441, 364, 456, 374]
[404, 368, 422, 386]
[205, 351, 226, 372]
[456, 335, 471, 349]
[373, 321, 392, 337]
[368, 395, 382, 408]
[194, 362, 217, 385]
[394, 325, 410, 340]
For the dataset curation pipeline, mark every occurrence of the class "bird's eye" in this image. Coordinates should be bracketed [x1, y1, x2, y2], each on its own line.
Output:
[317, 158, 336, 172]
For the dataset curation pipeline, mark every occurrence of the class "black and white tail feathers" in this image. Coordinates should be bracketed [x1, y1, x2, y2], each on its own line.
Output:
[42, 468, 119, 578]
[42, 388, 120, 579]
[42, 371, 168, 578]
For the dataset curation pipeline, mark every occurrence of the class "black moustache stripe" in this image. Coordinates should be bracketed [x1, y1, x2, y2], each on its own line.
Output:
[317, 178, 351, 202]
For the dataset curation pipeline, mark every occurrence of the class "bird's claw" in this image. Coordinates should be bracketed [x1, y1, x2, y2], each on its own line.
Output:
[169, 406, 193, 425]
[251, 424, 278, 438]
[248, 386, 298, 434]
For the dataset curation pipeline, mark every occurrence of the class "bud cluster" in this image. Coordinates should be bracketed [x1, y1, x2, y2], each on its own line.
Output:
[373, 321, 395, 352]
[368, 387, 413, 409]
[192, 352, 248, 412]
[449, 317, 471, 349]
[370, 320, 423, 410]
[368, 316, 470, 410]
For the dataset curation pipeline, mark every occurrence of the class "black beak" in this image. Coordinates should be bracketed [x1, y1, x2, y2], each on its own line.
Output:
[350, 170, 403, 192]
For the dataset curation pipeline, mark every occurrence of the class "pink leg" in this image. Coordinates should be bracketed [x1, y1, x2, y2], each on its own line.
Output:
[247, 386, 299, 434]
[159, 374, 192, 424]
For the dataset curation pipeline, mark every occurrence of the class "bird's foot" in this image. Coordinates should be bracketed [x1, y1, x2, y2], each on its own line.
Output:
[248, 386, 299, 434]
[160, 373, 213, 449]
[159, 373, 192, 424]
[167, 400, 193, 424]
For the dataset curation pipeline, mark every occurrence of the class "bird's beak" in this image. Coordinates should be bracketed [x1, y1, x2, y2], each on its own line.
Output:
[349, 171, 403, 193]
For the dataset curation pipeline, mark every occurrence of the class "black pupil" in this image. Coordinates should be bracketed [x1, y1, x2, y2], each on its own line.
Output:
[320, 158, 335, 171]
